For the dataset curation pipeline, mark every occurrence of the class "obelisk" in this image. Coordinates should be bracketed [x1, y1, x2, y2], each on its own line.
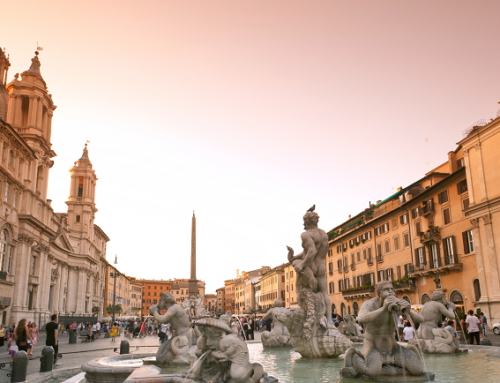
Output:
[188, 211, 199, 296]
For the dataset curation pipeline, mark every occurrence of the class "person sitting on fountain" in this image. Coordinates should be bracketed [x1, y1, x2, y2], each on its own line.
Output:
[149, 291, 192, 364]
[343, 281, 425, 378]
[287, 210, 333, 327]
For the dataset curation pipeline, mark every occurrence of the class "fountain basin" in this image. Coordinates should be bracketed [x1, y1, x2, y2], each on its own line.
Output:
[82, 353, 157, 383]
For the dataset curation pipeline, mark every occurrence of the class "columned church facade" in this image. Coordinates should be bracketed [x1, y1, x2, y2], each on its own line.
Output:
[0, 47, 110, 326]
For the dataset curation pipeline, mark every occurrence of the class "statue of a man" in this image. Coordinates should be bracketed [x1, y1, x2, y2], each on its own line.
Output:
[344, 281, 425, 377]
[287, 211, 332, 325]
[261, 299, 291, 347]
[417, 290, 456, 340]
[149, 292, 192, 363]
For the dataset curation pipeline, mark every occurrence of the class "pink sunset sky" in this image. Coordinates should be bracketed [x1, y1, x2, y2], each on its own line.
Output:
[1, 0, 500, 293]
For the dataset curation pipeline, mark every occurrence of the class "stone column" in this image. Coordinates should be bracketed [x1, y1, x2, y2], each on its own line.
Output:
[47, 113, 53, 141]
[76, 269, 86, 314]
[42, 110, 48, 137]
[483, 214, 500, 297]
[35, 251, 47, 311]
[463, 149, 475, 205]
[67, 266, 79, 313]
[12, 236, 34, 311]
[6, 94, 16, 125]
[14, 95, 23, 126]
[52, 263, 61, 313]
[36, 98, 43, 130]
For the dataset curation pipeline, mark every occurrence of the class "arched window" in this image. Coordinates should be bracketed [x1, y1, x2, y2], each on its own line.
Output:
[353, 302, 359, 316]
[332, 303, 336, 315]
[341, 303, 346, 317]
[450, 290, 464, 304]
[421, 294, 430, 304]
[402, 296, 411, 304]
[473, 280, 481, 302]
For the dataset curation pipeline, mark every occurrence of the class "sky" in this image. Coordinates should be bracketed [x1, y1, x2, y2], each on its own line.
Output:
[1, 1, 500, 293]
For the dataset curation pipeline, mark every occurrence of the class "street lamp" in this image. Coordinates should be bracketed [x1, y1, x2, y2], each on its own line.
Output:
[110, 255, 120, 324]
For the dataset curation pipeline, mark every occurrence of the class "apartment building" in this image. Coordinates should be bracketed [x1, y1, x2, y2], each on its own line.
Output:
[283, 262, 298, 308]
[260, 265, 285, 311]
[224, 279, 235, 313]
[216, 287, 225, 314]
[326, 138, 483, 319]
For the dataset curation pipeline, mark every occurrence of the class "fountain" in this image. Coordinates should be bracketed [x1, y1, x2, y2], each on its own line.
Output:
[276, 210, 352, 358]
[337, 314, 364, 342]
[341, 280, 435, 381]
[261, 299, 292, 348]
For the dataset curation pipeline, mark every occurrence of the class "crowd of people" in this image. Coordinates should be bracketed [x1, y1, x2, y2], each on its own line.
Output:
[0, 320, 40, 361]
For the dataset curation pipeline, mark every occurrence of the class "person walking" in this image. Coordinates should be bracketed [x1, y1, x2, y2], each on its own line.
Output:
[15, 319, 33, 355]
[46, 315, 60, 366]
[110, 322, 118, 341]
[28, 323, 39, 357]
[480, 312, 488, 338]
[402, 322, 415, 342]
[466, 310, 481, 345]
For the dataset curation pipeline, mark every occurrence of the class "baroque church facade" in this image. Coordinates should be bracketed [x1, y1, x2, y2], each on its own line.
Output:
[0, 47, 110, 325]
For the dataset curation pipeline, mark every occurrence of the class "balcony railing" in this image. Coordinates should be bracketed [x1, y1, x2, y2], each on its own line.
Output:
[341, 285, 375, 300]
[351, 263, 356, 271]
[392, 279, 417, 292]
[422, 200, 434, 216]
[409, 255, 462, 276]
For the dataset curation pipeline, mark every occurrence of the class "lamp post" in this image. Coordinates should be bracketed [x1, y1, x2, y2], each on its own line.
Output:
[110, 255, 120, 324]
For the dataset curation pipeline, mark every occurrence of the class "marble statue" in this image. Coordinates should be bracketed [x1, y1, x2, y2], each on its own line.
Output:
[341, 281, 434, 381]
[409, 290, 460, 354]
[149, 292, 197, 365]
[338, 314, 364, 342]
[182, 294, 210, 318]
[261, 299, 292, 348]
[183, 312, 277, 383]
[276, 210, 352, 358]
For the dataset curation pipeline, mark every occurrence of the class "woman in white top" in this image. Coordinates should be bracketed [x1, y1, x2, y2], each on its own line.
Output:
[402, 322, 415, 341]
[231, 318, 239, 334]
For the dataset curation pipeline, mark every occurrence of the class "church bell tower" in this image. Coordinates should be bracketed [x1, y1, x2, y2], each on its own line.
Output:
[66, 144, 98, 236]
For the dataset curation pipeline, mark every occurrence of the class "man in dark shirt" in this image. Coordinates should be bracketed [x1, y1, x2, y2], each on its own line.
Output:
[45, 314, 59, 365]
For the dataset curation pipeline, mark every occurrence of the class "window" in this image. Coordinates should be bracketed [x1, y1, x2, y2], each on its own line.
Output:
[148, 292, 150, 296]
[474, 279, 481, 302]
[78, 176, 84, 197]
[13, 190, 17, 209]
[400, 214, 408, 225]
[362, 248, 367, 260]
[345, 278, 350, 289]
[365, 231, 372, 240]
[31, 255, 36, 275]
[457, 179, 468, 194]
[394, 236, 399, 251]
[375, 227, 381, 236]
[416, 247, 426, 266]
[443, 208, 451, 225]
[328, 262, 333, 274]
[349, 239, 354, 247]
[367, 246, 372, 260]
[411, 208, 419, 219]
[0, 230, 7, 272]
[415, 221, 421, 235]
[387, 268, 393, 281]
[429, 243, 440, 268]
[463, 230, 474, 254]
[378, 270, 385, 281]
[404, 263, 412, 275]
[7, 246, 13, 273]
[329, 282, 334, 294]
[8, 150, 13, 165]
[336, 245, 342, 253]
[290, 271, 293, 278]
[343, 243, 347, 251]
[384, 240, 390, 254]
[438, 190, 449, 204]
[396, 265, 401, 279]
[328, 249, 332, 257]
[356, 251, 361, 262]
[403, 232, 410, 247]
[155, 286, 157, 289]
[457, 158, 465, 169]
[338, 280, 344, 291]
[377, 243, 382, 257]
[76, 215, 81, 223]
[462, 198, 470, 210]
[382, 223, 389, 233]
[392, 219, 397, 230]
[148, 286, 151, 289]
[5, 182, 10, 203]
[351, 253, 355, 264]
[443, 236, 456, 264]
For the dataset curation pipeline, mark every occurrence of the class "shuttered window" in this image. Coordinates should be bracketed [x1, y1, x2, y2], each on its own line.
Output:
[363, 248, 367, 260]
[403, 232, 409, 247]
[463, 198, 470, 210]
[400, 214, 408, 225]
[457, 179, 468, 194]
[463, 230, 474, 254]
[416, 221, 421, 235]
[438, 190, 449, 204]
[442, 236, 456, 264]
[443, 208, 451, 225]
[394, 236, 399, 251]
[384, 240, 390, 254]
[337, 245, 342, 253]
[416, 247, 426, 266]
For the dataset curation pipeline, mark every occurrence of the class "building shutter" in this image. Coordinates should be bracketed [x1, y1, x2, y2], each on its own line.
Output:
[436, 244, 442, 266]
[422, 246, 427, 265]
[438, 193, 442, 204]
[462, 231, 470, 254]
[442, 239, 449, 265]
[451, 236, 457, 262]
[400, 215, 404, 225]
[444, 208, 450, 224]
[415, 249, 420, 267]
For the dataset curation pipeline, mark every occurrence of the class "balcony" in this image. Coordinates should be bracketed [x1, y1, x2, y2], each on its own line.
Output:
[422, 200, 435, 218]
[392, 278, 417, 293]
[418, 226, 441, 245]
[341, 286, 375, 300]
[377, 255, 383, 263]
[409, 255, 462, 277]
[367, 257, 373, 266]
[343, 266, 348, 273]
[350, 263, 356, 271]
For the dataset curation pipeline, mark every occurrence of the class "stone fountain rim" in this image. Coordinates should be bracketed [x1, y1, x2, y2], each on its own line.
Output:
[81, 352, 156, 373]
